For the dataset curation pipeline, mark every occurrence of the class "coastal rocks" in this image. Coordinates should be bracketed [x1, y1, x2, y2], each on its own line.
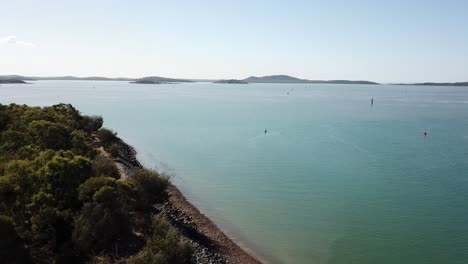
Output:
[155, 202, 228, 264]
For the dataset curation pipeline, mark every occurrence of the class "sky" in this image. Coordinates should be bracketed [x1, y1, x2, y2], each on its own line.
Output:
[1, 0, 467, 82]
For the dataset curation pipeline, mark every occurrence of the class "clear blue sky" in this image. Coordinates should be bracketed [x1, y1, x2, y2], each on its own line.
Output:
[1, 0, 467, 82]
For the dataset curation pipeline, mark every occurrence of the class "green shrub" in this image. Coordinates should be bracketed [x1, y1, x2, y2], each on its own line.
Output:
[92, 154, 120, 178]
[107, 143, 120, 158]
[71, 130, 96, 158]
[72, 203, 128, 253]
[0, 215, 30, 264]
[128, 215, 192, 264]
[27, 120, 70, 150]
[82, 115, 103, 133]
[129, 168, 170, 206]
[74, 177, 135, 253]
[97, 128, 118, 147]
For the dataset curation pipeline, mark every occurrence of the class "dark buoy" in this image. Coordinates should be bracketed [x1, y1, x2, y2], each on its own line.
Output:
[424, 129, 427, 136]
[265, 129, 267, 134]
[371, 98, 374, 106]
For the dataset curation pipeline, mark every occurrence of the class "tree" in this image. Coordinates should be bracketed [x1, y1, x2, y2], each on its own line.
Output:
[0, 160, 39, 233]
[0, 104, 9, 131]
[128, 215, 192, 264]
[107, 143, 120, 158]
[96, 128, 118, 147]
[129, 168, 169, 207]
[73, 177, 135, 253]
[0, 215, 30, 264]
[27, 120, 70, 150]
[81, 115, 103, 133]
[91, 154, 120, 179]
[37, 151, 92, 210]
[70, 130, 96, 157]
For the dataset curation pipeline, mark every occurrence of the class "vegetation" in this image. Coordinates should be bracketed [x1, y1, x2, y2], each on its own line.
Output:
[128, 215, 192, 264]
[96, 128, 118, 147]
[91, 154, 120, 178]
[0, 103, 191, 263]
[129, 168, 170, 207]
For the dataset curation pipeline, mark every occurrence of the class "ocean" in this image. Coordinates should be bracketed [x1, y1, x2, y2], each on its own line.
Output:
[1, 81, 467, 264]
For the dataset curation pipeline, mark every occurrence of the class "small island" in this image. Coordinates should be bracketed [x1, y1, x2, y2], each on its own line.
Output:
[0, 79, 28, 84]
[214, 79, 248, 84]
[130, 79, 161, 84]
[131, 76, 192, 84]
[412, 82, 468, 87]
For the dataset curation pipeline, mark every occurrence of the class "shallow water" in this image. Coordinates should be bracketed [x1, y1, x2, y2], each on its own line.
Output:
[1, 81, 468, 264]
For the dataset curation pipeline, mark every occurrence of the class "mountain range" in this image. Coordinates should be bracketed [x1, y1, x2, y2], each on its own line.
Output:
[4, 74, 466, 86]
[242, 75, 379, 84]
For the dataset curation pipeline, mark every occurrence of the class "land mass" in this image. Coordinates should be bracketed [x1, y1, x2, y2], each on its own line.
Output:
[0, 103, 261, 264]
[400, 82, 468, 87]
[130, 79, 161, 84]
[214, 79, 248, 84]
[0, 74, 384, 85]
[132, 76, 192, 84]
[242, 75, 379, 84]
[0, 79, 28, 84]
[0, 75, 134, 81]
[0, 75, 194, 84]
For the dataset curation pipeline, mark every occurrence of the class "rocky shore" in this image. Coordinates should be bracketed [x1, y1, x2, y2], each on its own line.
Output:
[105, 136, 262, 264]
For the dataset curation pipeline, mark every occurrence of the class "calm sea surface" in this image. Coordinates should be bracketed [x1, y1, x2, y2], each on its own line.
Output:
[1, 81, 468, 264]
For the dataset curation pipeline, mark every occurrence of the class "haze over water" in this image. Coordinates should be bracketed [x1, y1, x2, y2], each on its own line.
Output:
[1, 81, 468, 264]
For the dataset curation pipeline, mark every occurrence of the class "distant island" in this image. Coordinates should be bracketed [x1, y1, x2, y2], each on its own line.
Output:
[0, 75, 134, 81]
[400, 82, 468, 87]
[130, 79, 160, 84]
[214, 79, 248, 84]
[12, 74, 468, 87]
[0, 75, 194, 84]
[0, 79, 28, 84]
[243, 75, 311, 83]
[242, 75, 379, 84]
[132, 76, 192, 84]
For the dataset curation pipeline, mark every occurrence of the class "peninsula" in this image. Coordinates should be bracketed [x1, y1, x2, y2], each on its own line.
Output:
[0, 79, 28, 84]
[0, 103, 261, 264]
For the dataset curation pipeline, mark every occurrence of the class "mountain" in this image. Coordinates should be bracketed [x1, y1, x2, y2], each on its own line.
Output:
[243, 75, 310, 83]
[0, 75, 36, 81]
[134, 76, 192, 83]
[214, 79, 248, 84]
[242, 75, 379, 84]
[131, 79, 160, 84]
[33, 76, 135, 81]
[1, 74, 379, 85]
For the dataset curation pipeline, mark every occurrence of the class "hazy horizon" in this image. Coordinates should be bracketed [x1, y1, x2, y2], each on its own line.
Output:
[2, 1, 468, 83]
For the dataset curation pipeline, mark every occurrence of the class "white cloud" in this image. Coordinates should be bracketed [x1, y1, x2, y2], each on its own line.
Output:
[0, 36, 35, 47]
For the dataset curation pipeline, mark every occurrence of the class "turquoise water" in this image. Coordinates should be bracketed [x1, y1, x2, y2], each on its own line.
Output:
[1, 81, 468, 264]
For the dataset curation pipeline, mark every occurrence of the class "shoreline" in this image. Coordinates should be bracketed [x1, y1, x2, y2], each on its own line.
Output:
[106, 135, 263, 264]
